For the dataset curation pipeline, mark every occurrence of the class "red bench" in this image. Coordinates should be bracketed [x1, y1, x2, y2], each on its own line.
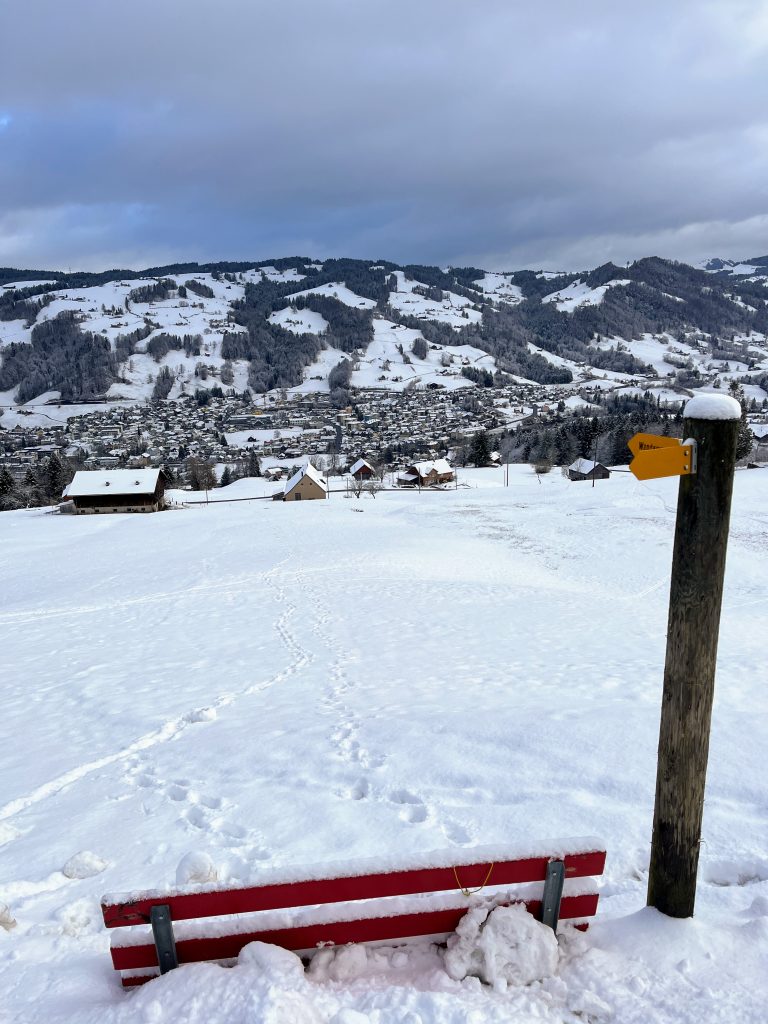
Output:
[101, 840, 606, 987]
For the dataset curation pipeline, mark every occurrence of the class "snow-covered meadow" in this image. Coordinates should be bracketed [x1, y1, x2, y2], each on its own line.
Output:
[1, 467, 767, 1023]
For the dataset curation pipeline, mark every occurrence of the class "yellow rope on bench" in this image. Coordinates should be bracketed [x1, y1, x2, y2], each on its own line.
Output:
[453, 862, 495, 897]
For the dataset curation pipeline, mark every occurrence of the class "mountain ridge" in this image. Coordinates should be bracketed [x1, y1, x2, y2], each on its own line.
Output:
[1, 253, 767, 414]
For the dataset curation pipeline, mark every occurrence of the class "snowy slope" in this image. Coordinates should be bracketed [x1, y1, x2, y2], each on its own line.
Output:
[288, 318, 500, 393]
[388, 272, 482, 328]
[472, 273, 524, 305]
[1, 468, 768, 1022]
[0, 279, 60, 291]
[542, 279, 630, 312]
[268, 306, 329, 335]
[287, 282, 377, 309]
[0, 318, 33, 348]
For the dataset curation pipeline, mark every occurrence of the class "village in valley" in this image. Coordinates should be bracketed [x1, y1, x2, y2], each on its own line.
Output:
[2, 367, 766, 510]
[0, 374, 620, 508]
[3, 254, 768, 511]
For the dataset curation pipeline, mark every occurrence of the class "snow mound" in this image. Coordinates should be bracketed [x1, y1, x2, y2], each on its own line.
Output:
[444, 902, 559, 986]
[309, 943, 369, 982]
[0, 902, 16, 931]
[328, 1010, 372, 1024]
[684, 393, 741, 420]
[238, 941, 305, 982]
[62, 851, 108, 879]
[176, 851, 218, 886]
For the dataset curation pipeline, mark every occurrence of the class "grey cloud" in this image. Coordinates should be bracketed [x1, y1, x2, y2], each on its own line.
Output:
[1, 1, 767, 270]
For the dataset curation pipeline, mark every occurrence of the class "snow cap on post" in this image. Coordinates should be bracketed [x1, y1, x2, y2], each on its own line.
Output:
[683, 394, 741, 420]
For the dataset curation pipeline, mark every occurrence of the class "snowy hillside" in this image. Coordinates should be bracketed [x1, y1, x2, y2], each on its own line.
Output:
[2, 254, 768, 422]
[542, 278, 630, 312]
[2, 467, 768, 1022]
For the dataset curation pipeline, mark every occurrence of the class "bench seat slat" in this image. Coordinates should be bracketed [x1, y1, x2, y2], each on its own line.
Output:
[111, 891, 600, 973]
[103, 850, 606, 928]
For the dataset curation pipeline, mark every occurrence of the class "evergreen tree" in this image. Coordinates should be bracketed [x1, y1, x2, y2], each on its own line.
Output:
[0, 467, 15, 498]
[554, 427, 574, 466]
[729, 382, 756, 461]
[247, 450, 261, 477]
[469, 430, 492, 467]
[220, 466, 233, 487]
[43, 454, 66, 499]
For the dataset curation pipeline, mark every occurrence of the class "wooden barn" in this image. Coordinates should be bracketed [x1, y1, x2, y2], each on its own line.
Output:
[63, 469, 167, 513]
[397, 459, 454, 487]
[568, 458, 611, 482]
[279, 463, 328, 502]
[348, 457, 375, 480]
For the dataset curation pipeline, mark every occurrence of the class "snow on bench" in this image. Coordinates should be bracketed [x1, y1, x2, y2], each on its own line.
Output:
[101, 839, 606, 987]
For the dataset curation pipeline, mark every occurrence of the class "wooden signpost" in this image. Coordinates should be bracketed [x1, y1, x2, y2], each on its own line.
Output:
[635, 395, 741, 918]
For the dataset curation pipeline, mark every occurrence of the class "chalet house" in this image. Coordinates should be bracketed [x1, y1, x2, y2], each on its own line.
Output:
[397, 458, 454, 487]
[63, 468, 167, 513]
[568, 458, 611, 482]
[349, 457, 375, 480]
[279, 463, 328, 502]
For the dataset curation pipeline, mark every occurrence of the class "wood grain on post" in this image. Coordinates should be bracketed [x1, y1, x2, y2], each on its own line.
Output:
[647, 398, 740, 917]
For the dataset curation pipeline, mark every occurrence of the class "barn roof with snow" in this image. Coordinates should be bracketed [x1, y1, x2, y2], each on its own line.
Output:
[568, 459, 604, 475]
[349, 458, 374, 476]
[64, 468, 164, 498]
[568, 459, 611, 481]
[411, 458, 453, 476]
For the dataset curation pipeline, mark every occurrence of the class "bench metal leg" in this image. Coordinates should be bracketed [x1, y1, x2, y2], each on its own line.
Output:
[151, 905, 178, 974]
[541, 860, 565, 931]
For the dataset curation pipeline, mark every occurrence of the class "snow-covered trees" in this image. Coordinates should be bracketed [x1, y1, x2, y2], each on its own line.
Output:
[729, 382, 756, 461]
[469, 431, 492, 467]
[151, 366, 174, 402]
[0, 313, 118, 403]
[411, 338, 428, 361]
[186, 457, 217, 492]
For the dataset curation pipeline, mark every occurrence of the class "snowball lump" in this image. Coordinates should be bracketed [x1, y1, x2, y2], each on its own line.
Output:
[444, 903, 559, 986]
[329, 1011, 372, 1024]
[0, 903, 17, 931]
[309, 943, 369, 983]
[175, 851, 218, 886]
[62, 851, 108, 879]
[327, 943, 369, 982]
[238, 941, 305, 982]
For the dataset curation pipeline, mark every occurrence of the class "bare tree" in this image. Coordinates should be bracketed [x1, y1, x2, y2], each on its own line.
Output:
[363, 477, 384, 499]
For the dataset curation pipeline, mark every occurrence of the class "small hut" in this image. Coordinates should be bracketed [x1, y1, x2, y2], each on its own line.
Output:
[349, 457, 375, 480]
[568, 458, 611, 482]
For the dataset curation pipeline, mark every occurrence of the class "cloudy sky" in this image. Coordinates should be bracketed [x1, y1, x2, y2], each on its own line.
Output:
[1, 0, 768, 272]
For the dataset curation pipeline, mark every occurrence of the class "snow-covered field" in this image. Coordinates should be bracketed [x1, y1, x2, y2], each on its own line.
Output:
[542, 279, 630, 312]
[1, 467, 767, 1023]
[288, 319, 499, 394]
[388, 272, 483, 328]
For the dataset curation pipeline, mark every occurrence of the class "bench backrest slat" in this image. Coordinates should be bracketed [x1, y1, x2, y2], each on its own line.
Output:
[102, 850, 606, 928]
[112, 891, 600, 975]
